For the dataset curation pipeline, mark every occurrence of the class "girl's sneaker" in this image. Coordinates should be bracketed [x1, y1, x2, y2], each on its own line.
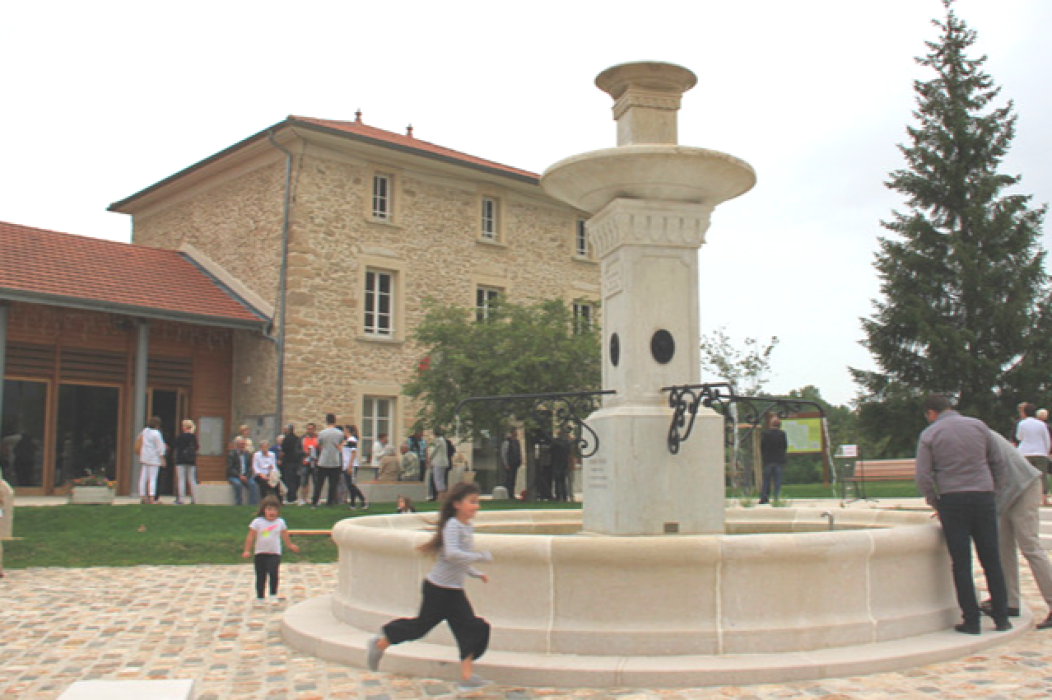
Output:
[366, 636, 385, 671]
[457, 675, 492, 692]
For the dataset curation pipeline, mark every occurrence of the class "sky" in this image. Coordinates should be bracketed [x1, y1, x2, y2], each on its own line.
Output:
[2, 0, 1050, 407]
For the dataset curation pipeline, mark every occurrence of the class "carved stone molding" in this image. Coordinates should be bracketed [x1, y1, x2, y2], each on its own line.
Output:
[588, 199, 714, 258]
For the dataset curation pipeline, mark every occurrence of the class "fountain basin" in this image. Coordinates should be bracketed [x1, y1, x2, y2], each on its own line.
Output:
[328, 508, 957, 657]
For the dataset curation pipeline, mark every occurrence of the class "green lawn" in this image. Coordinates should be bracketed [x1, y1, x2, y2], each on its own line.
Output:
[4, 485, 920, 569]
[3, 499, 582, 569]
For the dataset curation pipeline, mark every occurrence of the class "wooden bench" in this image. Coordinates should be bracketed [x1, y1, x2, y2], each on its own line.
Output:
[288, 529, 332, 537]
[842, 458, 915, 498]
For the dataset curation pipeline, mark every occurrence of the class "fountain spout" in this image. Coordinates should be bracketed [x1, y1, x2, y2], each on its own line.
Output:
[821, 511, 836, 531]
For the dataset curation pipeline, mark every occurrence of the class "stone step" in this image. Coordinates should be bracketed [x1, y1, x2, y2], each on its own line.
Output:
[59, 680, 194, 699]
[282, 595, 1033, 689]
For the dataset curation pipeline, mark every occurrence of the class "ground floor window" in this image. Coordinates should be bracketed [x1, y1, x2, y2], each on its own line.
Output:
[1, 379, 47, 487]
[362, 396, 393, 464]
[55, 384, 120, 487]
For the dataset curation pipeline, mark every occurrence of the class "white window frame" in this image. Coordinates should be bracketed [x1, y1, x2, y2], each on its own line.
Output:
[476, 286, 501, 321]
[573, 301, 594, 333]
[575, 219, 589, 258]
[362, 396, 394, 464]
[364, 269, 395, 336]
[372, 174, 392, 221]
[481, 197, 499, 240]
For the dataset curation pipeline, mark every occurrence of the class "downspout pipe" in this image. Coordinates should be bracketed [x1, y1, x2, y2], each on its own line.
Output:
[268, 129, 294, 430]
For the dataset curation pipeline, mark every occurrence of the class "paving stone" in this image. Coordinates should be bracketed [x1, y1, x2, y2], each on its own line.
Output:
[2, 562, 1052, 699]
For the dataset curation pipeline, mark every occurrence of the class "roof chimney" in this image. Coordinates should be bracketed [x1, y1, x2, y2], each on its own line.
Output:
[355, 109, 362, 123]
[406, 124, 414, 138]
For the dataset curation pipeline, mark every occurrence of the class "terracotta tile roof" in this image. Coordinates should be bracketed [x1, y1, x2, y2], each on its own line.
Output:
[0, 221, 268, 328]
[290, 116, 540, 181]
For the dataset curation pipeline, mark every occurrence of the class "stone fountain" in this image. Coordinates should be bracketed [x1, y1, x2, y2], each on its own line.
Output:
[282, 62, 1031, 688]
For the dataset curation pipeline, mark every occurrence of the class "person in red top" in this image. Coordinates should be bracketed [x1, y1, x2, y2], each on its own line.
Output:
[299, 423, 319, 506]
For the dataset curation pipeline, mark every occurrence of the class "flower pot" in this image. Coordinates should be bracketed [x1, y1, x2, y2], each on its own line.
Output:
[69, 486, 115, 505]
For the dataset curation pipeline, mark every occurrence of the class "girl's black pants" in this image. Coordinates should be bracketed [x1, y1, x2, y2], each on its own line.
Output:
[383, 579, 490, 661]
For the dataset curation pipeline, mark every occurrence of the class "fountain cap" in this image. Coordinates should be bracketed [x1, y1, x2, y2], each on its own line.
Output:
[595, 62, 697, 146]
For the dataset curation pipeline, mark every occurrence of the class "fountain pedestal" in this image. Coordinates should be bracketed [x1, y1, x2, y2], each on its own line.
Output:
[542, 62, 755, 535]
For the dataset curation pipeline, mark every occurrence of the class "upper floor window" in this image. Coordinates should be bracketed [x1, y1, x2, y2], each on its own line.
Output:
[573, 301, 594, 333]
[373, 174, 392, 220]
[481, 197, 500, 240]
[364, 269, 394, 336]
[476, 286, 501, 321]
[576, 219, 589, 257]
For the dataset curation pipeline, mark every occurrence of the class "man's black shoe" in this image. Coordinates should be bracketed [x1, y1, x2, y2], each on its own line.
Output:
[1036, 612, 1052, 630]
[979, 600, 1020, 617]
[954, 623, 980, 635]
[994, 620, 1012, 632]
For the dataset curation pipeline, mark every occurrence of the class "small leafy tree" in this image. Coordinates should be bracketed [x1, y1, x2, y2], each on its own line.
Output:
[403, 297, 601, 438]
[700, 327, 779, 396]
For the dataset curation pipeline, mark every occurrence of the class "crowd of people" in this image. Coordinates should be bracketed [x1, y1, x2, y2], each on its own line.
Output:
[223, 415, 461, 509]
[133, 414, 578, 507]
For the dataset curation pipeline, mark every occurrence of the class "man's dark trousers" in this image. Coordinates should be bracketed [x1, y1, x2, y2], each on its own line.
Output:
[313, 467, 342, 506]
[937, 491, 1009, 626]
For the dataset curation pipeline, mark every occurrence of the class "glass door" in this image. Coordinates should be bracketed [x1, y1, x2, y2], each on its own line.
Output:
[54, 384, 121, 490]
[1, 379, 48, 489]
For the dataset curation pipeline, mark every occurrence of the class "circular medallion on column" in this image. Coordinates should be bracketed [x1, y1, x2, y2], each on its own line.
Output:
[610, 333, 620, 367]
[651, 329, 675, 364]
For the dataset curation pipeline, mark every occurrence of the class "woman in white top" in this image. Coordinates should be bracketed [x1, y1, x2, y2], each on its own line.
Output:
[138, 416, 167, 504]
[253, 440, 278, 500]
[342, 425, 368, 510]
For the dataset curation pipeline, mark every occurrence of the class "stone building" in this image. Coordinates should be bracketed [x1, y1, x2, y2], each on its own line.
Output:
[110, 115, 599, 464]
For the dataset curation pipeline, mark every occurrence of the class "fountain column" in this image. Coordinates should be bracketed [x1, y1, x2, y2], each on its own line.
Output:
[542, 62, 756, 535]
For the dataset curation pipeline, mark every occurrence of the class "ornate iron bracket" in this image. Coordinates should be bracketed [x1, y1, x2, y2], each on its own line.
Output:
[454, 390, 614, 457]
[660, 382, 826, 454]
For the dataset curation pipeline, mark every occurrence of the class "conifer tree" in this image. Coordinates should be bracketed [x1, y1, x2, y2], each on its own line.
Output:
[854, 0, 1049, 452]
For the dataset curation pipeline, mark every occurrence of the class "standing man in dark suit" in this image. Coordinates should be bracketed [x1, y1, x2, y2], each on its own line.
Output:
[758, 416, 788, 505]
[226, 437, 257, 506]
[916, 394, 1010, 635]
[500, 427, 523, 499]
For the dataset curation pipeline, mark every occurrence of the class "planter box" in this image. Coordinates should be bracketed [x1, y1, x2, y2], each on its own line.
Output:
[69, 486, 115, 505]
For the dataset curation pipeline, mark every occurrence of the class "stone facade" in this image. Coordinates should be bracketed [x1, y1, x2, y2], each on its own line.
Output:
[119, 121, 600, 453]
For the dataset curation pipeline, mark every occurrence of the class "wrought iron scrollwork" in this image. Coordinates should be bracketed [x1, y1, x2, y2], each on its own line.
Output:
[661, 382, 826, 454]
[454, 390, 615, 457]
[662, 382, 735, 454]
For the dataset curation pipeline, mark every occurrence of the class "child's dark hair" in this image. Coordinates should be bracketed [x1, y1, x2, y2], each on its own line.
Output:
[255, 495, 282, 517]
[419, 482, 480, 555]
[398, 495, 415, 512]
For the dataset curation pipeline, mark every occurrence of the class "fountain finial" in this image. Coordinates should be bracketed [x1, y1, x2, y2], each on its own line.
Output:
[595, 61, 697, 146]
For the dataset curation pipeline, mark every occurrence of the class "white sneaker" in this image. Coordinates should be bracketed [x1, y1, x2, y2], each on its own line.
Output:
[268, 596, 283, 606]
[457, 674, 492, 692]
[366, 635, 385, 671]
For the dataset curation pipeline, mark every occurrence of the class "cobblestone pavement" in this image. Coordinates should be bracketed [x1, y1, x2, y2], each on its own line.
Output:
[2, 561, 1051, 700]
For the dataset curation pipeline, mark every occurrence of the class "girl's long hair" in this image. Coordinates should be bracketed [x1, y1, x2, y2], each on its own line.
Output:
[418, 482, 481, 555]
[255, 495, 281, 517]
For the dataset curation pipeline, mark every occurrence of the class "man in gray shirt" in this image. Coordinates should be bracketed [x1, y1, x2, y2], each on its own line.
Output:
[915, 394, 1010, 634]
[312, 413, 344, 507]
